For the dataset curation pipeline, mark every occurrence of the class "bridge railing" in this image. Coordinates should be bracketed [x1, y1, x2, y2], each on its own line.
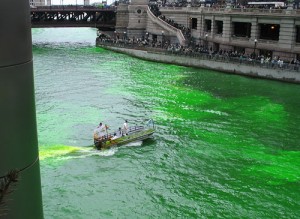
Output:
[31, 5, 116, 12]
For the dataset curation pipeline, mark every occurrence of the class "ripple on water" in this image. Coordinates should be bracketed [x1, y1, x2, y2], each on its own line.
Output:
[34, 28, 300, 219]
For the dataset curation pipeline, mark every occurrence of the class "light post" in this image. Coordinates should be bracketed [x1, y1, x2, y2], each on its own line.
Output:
[254, 38, 257, 58]
[161, 30, 164, 48]
[124, 31, 126, 41]
[205, 33, 208, 50]
[145, 32, 149, 41]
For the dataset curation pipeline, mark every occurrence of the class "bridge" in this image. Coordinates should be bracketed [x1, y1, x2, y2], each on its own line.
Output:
[31, 6, 116, 31]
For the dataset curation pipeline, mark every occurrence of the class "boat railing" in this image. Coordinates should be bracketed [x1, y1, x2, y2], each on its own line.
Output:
[95, 124, 153, 144]
[128, 126, 144, 133]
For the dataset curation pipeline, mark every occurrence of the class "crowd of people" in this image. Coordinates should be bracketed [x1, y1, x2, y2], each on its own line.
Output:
[148, 0, 291, 9]
[97, 35, 300, 71]
[165, 43, 297, 69]
[158, 15, 191, 37]
[149, 4, 191, 40]
[96, 2, 300, 71]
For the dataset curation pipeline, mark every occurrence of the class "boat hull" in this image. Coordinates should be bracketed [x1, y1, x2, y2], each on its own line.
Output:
[95, 128, 155, 150]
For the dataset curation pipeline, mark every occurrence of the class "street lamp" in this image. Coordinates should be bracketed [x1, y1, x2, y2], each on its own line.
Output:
[205, 33, 208, 50]
[254, 38, 257, 58]
[161, 31, 164, 48]
[145, 32, 149, 41]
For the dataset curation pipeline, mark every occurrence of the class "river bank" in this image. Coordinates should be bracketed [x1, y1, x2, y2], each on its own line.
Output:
[96, 40, 300, 84]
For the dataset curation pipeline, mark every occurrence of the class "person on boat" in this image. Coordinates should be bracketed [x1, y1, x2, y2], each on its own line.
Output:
[122, 120, 128, 135]
[104, 124, 109, 137]
[108, 133, 119, 144]
[93, 124, 102, 149]
[94, 122, 106, 140]
[111, 133, 118, 140]
[93, 125, 100, 140]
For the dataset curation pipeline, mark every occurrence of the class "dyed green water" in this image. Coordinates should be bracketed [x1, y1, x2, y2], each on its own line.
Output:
[32, 28, 300, 218]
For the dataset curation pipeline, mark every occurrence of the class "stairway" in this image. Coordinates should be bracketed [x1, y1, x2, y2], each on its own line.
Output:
[147, 6, 186, 46]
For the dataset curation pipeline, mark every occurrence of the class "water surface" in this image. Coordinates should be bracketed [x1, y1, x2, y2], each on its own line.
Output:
[32, 28, 300, 218]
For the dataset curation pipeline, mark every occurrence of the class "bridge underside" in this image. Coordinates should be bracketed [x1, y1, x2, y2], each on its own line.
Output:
[31, 8, 116, 31]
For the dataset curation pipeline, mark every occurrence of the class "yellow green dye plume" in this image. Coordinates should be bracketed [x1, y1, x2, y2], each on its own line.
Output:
[39, 145, 81, 160]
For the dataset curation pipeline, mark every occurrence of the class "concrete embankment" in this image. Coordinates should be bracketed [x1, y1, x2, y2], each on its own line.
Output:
[97, 44, 300, 84]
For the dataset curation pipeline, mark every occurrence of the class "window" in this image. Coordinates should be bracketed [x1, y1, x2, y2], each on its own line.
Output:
[233, 22, 251, 38]
[259, 24, 280, 41]
[296, 26, 300, 43]
[191, 18, 197, 30]
[215, 21, 223, 34]
[205, 19, 211, 32]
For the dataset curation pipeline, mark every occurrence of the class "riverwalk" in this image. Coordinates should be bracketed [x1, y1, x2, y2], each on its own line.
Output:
[96, 39, 300, 84]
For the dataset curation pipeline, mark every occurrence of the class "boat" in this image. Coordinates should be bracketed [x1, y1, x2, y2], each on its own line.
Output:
[94, 119, 155, 150]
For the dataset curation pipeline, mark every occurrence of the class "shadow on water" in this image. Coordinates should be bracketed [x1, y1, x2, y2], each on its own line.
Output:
[181, 68, 300, 102]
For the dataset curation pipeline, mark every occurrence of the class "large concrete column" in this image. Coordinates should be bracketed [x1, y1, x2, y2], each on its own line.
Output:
[250, 17, 259, 41]
[211, 15, 216, 37]
[279, 18, 295, 50]
[222, 16, 232, 42]
[0, 1, 44, 218]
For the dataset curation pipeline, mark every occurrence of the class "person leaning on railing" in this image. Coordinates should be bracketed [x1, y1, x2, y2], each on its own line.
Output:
[98, 36, 300, 71]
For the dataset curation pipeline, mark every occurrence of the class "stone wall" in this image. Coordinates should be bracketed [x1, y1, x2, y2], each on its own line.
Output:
[98, 44, 300, 83]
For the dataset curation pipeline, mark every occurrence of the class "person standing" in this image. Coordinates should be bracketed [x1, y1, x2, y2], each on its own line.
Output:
[122, 120, 128, 135]
[94, 122, 105, 140]
[99, 122, 107, 139]
[93, 123, 102, 149]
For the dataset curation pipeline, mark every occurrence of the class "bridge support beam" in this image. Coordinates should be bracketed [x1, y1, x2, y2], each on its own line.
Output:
[0, 0, 43, 218]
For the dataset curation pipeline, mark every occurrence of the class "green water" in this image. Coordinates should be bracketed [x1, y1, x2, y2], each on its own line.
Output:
[32, 28, 300, 218]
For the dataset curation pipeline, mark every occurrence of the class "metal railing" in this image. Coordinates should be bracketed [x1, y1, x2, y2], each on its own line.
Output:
[96, 39, 300, 73]
[160, 6, 300, 16]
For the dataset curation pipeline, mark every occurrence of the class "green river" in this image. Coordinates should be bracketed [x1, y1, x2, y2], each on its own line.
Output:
[32, 28, 300, 218]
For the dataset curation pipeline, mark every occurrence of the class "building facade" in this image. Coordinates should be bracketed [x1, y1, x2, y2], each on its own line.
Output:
[115, 1, 300, 61]
[166, 7, 300, 61]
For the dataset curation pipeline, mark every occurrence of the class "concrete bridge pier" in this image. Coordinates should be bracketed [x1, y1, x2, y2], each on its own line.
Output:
[0, 0, 43, 218]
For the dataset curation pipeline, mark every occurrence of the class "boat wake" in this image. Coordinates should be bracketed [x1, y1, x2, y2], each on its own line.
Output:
[122, 141, 143, 147]
[78, 147, 118, 157]
[59, 147, 119, 159]
[39, 140, 145, 161]
[39, 144, 119, 161]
